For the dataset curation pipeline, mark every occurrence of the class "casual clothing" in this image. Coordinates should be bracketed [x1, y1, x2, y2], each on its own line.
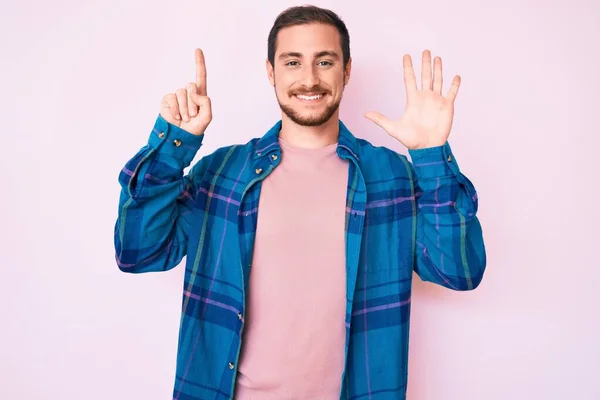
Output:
[234, 137, 349, 399]
[114, 114, 487, 400]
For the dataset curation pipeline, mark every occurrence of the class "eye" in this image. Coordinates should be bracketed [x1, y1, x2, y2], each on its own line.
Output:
[285, 61, 300, 67]
[317, 60, 333, 66]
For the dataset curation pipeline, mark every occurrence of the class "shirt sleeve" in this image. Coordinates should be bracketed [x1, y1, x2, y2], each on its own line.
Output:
[113, 114, 208, 273]
[407, 141, 487, 290]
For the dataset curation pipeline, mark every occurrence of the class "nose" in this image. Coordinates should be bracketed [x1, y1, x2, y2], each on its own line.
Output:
[300, 64, 320, 89]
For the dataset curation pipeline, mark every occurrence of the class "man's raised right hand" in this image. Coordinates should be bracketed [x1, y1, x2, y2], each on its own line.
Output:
[160, 48, 212, 136]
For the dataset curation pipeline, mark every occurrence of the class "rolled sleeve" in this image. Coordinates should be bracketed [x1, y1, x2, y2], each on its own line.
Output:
[408, 142, 460, 179]
[148, 114, 204, 165]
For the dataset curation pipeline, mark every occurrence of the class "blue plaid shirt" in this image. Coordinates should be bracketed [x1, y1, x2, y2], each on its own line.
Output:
[114, 114, 486, 400]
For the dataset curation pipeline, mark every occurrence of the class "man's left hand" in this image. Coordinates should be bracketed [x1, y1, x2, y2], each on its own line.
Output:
[365, 49, 461, 150]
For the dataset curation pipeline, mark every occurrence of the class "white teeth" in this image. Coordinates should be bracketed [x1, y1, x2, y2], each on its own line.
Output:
[296, 94, 323, 100]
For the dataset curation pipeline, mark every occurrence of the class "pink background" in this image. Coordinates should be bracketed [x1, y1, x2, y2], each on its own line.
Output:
[2, 0, 599, 399]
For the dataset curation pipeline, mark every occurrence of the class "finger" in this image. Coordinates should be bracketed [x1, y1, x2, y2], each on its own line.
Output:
[186, 82, 199, 117]
[190, 93, 212, 119]
[403, 54, 417, 102]
[433, 56, 443, 94]
[364, 111, 392, 132]
[195, 48, 207, 96]
[176, 88, 190, 122]
[445, 75, 461, 102]
[161, 93, 180, 121]
[421, 49, 432, 91]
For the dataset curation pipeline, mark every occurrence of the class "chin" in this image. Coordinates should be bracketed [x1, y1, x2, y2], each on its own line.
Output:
[278, 98, 341, 127]
[290, 112, 335, 127]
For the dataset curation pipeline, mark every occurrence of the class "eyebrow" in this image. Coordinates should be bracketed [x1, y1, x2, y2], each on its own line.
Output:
[278, 51, 340, 60]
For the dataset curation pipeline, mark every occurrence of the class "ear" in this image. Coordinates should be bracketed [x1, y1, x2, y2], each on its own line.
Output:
[266, 59, 275, 86]
[344, 57, 352, 86]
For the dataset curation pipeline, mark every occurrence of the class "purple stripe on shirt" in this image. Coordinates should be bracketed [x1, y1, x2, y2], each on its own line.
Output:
[238, 206, 258, 216]
[352, 299, 411, 316]
[366, 196, 414, 209]
[418, 200, 456, 208]
[256, 141, 278, 154]
[417, 242, 457, 290]
[414, 160, 444, 167]
[180, 190, 193, 201]
[198, 187, 241, 206]
[346, 207, 366, 216]
[145, 174, 169, 184]
[122, 167, 134, 176]
[183, 290, 243, 321]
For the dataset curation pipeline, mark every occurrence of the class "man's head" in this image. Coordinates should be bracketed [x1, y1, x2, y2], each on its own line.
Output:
[266, 5, 352, 127]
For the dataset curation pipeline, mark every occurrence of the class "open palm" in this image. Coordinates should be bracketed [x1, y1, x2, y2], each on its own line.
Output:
[365, 50, 461, 150]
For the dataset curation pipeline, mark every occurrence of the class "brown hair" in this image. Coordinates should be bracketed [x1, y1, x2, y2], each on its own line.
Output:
[267, 5, 350, 67]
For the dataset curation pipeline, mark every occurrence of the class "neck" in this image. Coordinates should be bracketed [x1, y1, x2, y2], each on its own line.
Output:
[279, 112, 340, 149]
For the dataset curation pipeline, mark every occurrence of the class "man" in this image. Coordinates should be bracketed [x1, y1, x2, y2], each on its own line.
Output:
[114, 5, 486, 400]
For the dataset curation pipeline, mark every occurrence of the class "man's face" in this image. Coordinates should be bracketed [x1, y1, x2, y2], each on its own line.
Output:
[267, 23, 351, 127]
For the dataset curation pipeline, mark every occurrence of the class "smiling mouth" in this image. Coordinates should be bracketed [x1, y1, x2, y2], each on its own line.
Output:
[294, 93, 325, 102]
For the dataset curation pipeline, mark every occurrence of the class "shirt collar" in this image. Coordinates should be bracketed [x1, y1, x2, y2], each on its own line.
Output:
[253, 119, 360, 162]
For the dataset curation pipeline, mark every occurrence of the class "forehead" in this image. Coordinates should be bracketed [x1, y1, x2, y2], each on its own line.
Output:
[275, 23, 341, 55]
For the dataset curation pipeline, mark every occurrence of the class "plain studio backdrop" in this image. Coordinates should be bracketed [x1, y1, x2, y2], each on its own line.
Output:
[1, 0, 598, 399]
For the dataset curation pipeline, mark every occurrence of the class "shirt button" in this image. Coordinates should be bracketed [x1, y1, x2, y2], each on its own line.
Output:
[228, 362, 235, 370]
[270, 154, 278, 161]
[447, 155, 452, 162]
[173, 139, 182, 147]
[158, 132, 165, 139]
[237, 313, 243, 320]
[255, 168, 263, 174]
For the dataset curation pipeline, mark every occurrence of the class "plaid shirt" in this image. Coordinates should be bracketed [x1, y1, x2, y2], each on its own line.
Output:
[114, 114, 486, 400]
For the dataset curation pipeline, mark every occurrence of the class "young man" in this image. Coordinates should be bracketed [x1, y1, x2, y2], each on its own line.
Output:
[114, 5, 486, 400]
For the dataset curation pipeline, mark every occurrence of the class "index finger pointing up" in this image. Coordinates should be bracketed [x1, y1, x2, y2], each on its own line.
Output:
[195, 48, 207, 95]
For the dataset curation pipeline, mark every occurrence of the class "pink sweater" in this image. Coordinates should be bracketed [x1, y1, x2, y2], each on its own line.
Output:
[234, 137, 349, 399]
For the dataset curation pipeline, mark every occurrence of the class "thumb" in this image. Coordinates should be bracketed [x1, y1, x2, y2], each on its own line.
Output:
[190, 93, 212, 118]
[364, 111, 392, 132]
